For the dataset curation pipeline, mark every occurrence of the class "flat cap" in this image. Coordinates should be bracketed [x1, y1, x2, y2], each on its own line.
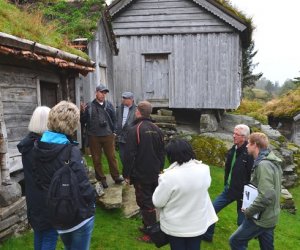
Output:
[122, 91, 134, 99]
[96, 84, 109, 93]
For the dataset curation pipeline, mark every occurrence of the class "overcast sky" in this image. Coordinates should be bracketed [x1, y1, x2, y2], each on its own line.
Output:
[106, 0, 300, 84]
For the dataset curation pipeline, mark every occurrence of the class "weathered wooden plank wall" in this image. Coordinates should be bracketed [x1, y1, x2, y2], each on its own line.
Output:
[111, 0, 242, 108]
[113, 33, 241, 109]
[112, 0, 234, 36]
[0, 65, 38, 173]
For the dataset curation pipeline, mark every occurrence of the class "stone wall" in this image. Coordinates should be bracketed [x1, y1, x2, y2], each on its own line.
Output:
[0, 182, 28, 241]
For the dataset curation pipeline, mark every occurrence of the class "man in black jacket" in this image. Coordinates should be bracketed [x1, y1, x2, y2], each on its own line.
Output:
[80, 84, 123, 188]
[123, 100, 165, 243]
[203, 124, 254, 242]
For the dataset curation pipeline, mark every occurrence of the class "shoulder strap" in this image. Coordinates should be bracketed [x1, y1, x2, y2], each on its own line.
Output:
[62, 144, 73, 165]
[136, 121, 144, 144]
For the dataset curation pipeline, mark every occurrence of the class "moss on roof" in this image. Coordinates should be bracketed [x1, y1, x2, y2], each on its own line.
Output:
[263, 87, 300, 118]
[0, 0, 104, 59]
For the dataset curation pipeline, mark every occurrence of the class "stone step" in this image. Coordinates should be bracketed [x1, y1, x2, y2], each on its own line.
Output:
[97, 175, 124, 209]
[151, 114, 176, 123]
[95, 175, 139, 218]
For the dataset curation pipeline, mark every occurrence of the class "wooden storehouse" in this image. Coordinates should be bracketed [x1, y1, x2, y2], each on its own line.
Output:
[98, 0, 250, 108]
[0, 32, 95, 184]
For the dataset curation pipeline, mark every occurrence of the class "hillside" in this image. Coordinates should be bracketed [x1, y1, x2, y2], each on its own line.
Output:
[0, 0, 104, 57]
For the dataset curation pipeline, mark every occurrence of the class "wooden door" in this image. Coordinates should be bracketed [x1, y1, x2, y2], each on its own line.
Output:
[143, 54, 169, 106]
[40, 81, 58, 108]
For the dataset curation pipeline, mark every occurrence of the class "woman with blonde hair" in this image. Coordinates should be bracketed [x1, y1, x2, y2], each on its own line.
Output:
[17, 106, 58, 250]
[33, 101, 95, 250]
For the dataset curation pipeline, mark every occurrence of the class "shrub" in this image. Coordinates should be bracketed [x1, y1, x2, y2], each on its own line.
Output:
[231, 99, 268, 124]
[191, 135, 227, 167]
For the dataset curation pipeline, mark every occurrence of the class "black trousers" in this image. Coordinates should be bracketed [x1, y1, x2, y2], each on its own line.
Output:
[133, 180, 158, 228]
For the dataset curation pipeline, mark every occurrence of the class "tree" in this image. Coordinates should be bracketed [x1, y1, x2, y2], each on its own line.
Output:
[242, 41, 263, 89]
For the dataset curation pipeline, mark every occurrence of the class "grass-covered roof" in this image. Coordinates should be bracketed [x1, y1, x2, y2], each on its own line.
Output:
[263, 86, 300, 118]
[0, 0, 105, 57]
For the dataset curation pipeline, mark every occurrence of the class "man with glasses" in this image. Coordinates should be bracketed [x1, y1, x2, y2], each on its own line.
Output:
[230, 132, 282, 250]
[202, 124, 254, 242]
[80, 84, 123, 190]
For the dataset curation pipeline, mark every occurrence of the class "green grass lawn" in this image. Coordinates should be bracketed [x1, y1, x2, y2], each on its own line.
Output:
[1, 153, 300, 249]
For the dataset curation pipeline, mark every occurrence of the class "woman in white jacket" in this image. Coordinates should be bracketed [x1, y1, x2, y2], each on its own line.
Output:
[152, 139, 218, 250]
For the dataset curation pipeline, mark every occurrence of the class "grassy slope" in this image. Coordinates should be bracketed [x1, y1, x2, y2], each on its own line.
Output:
[0, 0, 88, 58]
[1, 153, 300, 249]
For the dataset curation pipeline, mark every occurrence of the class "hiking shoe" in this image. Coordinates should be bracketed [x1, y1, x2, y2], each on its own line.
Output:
[137, 234, 152, 243]
[101, 180, 108, 189]
[95, 182, 105, 197]
[114, 176, 124, 184]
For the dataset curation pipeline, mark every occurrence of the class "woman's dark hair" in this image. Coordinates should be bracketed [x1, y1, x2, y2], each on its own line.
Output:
[165, 139, 196, 165]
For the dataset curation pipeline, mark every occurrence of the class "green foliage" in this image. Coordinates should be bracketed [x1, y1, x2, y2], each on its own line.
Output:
[0, 0, 88, 58]
[263, 86, 300, 118]
[41, 0, 105, 40]
[242, 41, 263, 89]
[191, 135, 227, 167]
[279, 78, 300, 96]
[232, 99, 268, 124]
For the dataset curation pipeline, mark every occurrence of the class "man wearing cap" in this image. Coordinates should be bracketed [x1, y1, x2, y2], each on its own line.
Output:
[116, 91, 137, 166]
[80, 84, 123, 189]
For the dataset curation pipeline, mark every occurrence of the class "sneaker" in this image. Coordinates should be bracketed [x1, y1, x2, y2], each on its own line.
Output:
[95, 182, 105, 197]
[114, 176, 124, 184]
[137, 234, 152, 243]
[101, 180, 108, 189]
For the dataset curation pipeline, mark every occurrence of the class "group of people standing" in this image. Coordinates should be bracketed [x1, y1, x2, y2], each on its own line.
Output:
[18, 83, 283, 250]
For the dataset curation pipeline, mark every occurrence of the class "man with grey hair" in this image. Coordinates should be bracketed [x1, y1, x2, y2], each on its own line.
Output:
[116, 91, 137, 166]
[203, 124, 254, 242]
[123, 100, 165, 243]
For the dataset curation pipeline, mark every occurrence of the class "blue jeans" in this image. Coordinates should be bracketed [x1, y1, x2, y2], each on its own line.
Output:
[229, 218, 275, 250]
[203, 186, 244, 240]
[60, 217, 94, 250]
[34, 228, 58, 250]
[168, 235, 202, 250]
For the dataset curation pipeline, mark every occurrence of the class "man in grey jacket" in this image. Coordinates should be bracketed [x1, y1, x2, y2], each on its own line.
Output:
[116, 91, 137, 166]
[229, 132, 282, 250]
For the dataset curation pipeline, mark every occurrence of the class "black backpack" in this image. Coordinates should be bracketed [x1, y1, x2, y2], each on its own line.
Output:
[46, 145, 93, 229]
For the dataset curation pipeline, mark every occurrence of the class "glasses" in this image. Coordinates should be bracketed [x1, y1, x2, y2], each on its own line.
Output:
[233, 133, 245, 137]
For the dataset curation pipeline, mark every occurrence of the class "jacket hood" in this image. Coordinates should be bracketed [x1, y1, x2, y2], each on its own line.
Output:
[17, 132, 40, 154]
[264, 151, 282, 165]
[33, 141, 68, 163]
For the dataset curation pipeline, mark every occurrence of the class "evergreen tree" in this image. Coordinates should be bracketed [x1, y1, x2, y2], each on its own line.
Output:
[242, 41, 263, 89]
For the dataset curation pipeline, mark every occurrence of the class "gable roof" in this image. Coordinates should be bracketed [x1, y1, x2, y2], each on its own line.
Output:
[108, 0, 251, 47]
[0, 32, 95, 76]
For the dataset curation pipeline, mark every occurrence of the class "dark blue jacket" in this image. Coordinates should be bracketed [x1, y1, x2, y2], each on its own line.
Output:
[32, 131, 96, 229]
[17, 132, 52, 231]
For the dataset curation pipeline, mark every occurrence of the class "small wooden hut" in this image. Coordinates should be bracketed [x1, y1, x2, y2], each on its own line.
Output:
[0, 32, 95, 183]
